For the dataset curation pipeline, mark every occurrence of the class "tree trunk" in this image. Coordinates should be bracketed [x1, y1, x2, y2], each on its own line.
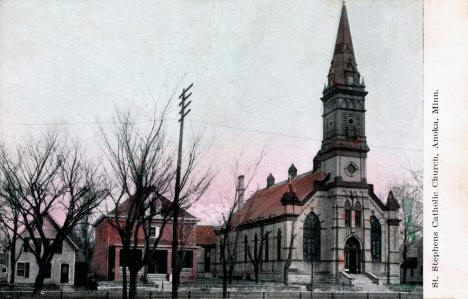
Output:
[402, 232, 408, 284]
[129, 268, 138, 299]
[8, 246, 16, 287]
[9, 215, 19, 288]
[284, 253, 292, 286]
[222, 274, 228, 298]
[228, 263, 234, 284]
[222, 255, 228, 298]
[283, 231, 294, 286]
[122, 265, 128, 299]
[402, 248, 408, 284]
[141, 265, 148, 283]
[32, 267, 46, 295]
[284, 267, 289, 286]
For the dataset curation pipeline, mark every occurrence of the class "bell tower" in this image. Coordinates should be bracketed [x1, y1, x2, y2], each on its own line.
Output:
[315, 3, 369, 183]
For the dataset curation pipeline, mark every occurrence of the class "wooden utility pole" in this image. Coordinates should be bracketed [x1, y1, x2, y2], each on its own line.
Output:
[172, 83, 193, 299]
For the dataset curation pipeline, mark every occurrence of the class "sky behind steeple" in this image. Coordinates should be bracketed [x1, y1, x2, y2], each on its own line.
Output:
[0, 1, 423, 224]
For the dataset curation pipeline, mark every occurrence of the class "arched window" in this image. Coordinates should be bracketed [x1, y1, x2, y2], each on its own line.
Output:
[370, 216, 381, 262]
[354, 202, 362, 228]
[345, 200, 352, 227]
[303, 212, 321, 262]
[254, 234, 258, 260]
[244, 235, 248, 262]
[277, 229, 282, 261]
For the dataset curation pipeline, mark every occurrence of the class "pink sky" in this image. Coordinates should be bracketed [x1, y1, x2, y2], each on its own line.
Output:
[0, 0, 423, 225]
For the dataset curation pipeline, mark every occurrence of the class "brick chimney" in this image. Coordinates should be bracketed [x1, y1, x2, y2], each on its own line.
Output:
[236, 175, 245, 206]
[267, 173, 275, 188]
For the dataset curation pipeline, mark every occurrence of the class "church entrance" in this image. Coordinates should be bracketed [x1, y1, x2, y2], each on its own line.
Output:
[344, 237, 361, 274]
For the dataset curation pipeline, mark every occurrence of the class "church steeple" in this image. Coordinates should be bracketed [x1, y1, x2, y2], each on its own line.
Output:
[328, 2, 360, 87]
[315, 3, 369, 184]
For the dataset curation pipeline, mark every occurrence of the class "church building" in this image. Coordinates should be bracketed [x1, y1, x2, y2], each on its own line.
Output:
[213, 3, 401, 285]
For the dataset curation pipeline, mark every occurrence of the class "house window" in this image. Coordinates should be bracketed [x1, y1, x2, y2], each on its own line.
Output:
[254, 234, 258, 260]
[411, 267, 414, 277]
[44, 263, 52, 278]
[345, 200, 352, 227]
[23, 238, 30, 252]
[303, 212, 320, 262]
[17, 262, 30, 278]
[204, 248, 211, 272]
[354, 202, 362, 228]
[370, 216, 381, 262]
[277, 229, 282, 261]
[149, 226, 160, 238]
[264, 234, 269, 262]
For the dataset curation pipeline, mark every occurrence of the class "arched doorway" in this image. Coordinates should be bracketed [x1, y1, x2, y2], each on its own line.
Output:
[344, 237, 361, 274]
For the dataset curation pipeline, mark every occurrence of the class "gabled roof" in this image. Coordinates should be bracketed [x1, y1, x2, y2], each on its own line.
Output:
[195, 225, 217, 246]
[18, 213, 82, 253]
[45, 214, 82, 252]
[232, 171, 326, 226]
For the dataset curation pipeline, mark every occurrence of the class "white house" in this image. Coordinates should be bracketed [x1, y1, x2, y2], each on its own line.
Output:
[9, 214, 86, 287]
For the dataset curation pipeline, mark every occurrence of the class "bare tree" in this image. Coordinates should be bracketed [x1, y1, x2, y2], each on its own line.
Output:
[217, 152, 264, 298]
[391, 169, 423, 284]
[283, 219, 297, 286]
[0, 196, 23, 288]
[101, 110, 175, 299]
[246, 224, 269, 283]
[75, 208, 95, 276]
[0, 132, 109, 294]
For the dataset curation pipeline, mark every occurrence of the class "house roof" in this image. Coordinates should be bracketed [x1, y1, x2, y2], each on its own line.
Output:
[232, 171, 326, 227]
[18, 213, 83, 255]
[195, 225, 217, 246]
[94, 195, 198, 226]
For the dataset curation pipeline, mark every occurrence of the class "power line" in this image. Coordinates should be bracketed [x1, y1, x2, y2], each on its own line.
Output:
[0, 118, 422, 152]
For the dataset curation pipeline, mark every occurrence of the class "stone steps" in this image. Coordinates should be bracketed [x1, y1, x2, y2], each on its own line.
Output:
[346, 274, 389, 292]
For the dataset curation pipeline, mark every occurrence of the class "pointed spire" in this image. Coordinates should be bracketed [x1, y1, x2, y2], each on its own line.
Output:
[328, 2, 360, 87]
[288, 163, 297, 179]
[386, 191, 400, 211]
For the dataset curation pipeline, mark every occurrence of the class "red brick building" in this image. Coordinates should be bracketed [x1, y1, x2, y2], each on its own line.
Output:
[92, 198, 199, 281]
[194, 225, 217, 278]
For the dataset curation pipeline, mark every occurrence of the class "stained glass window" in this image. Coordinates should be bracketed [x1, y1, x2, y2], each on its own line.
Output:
[303, 212, 321, 262]
[370, 216, 381, 262]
